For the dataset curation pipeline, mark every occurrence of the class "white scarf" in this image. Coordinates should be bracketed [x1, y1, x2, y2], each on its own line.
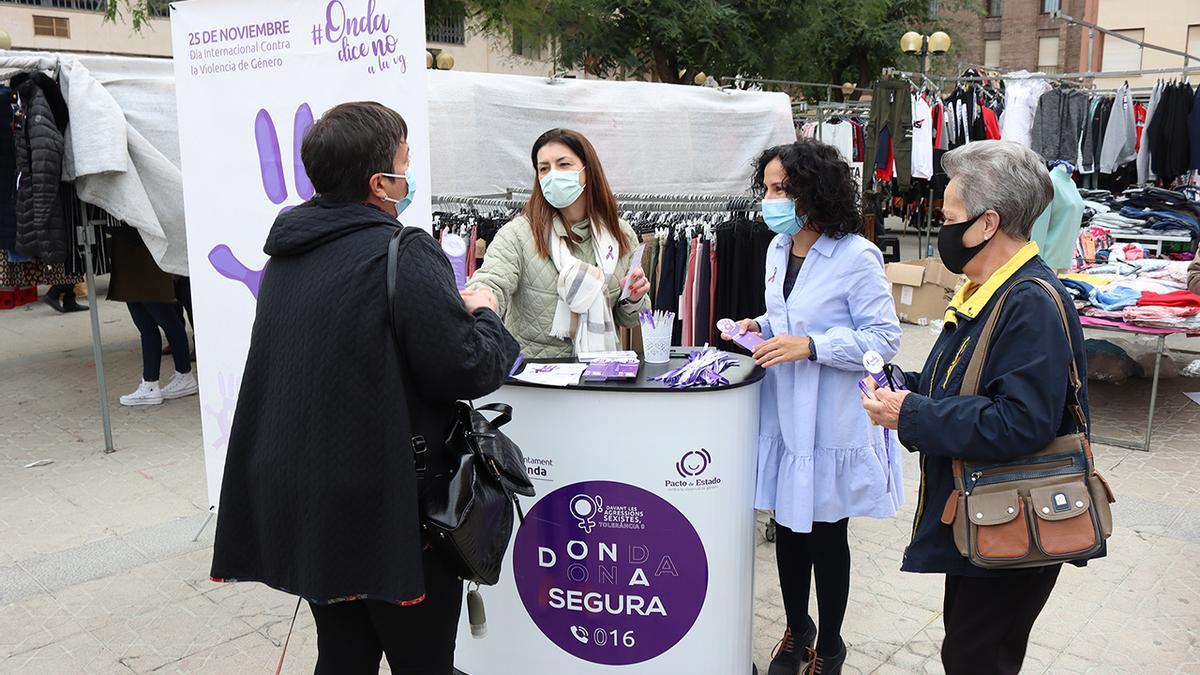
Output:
[548, 220, 620, 354]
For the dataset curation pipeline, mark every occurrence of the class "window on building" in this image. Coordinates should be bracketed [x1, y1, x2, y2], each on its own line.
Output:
[1038, 36, 1060, 74]
[1041, 0, 1060, 13]
[1101, 29, 1144, 72]
[512, 27, 543, 60]
[32, 15, 69, 38]
[987, 0, 1002, 17]
[984, 40, 1001, 68]
[426, 13, 466, 46]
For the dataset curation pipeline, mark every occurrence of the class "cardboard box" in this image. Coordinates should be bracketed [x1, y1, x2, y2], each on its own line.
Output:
[886, 259, 966, 326]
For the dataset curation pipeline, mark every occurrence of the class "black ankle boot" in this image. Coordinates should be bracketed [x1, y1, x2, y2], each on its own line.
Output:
[768, 617, 817, 675]
[806, 638, 846, 675]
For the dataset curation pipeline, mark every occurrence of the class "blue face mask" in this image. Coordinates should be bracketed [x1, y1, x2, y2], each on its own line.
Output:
[540, 169, 585, 209]
[762, 197, 808, 235]
[381, 168, 416, 216]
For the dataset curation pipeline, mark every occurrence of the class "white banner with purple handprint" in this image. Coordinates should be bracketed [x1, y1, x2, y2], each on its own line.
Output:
[170, 0, 431, 509]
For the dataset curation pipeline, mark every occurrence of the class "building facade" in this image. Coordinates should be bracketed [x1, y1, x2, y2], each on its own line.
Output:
[941, 0, 1200, 88]
[0, 0, 171, 57]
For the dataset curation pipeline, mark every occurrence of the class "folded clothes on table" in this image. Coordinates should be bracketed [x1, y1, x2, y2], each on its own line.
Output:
[1137, 290, 1200, 308]
[1089, 284, 1143, 311]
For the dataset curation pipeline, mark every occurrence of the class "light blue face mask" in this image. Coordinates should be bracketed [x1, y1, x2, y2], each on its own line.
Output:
[761, 197, 808, 235]
[539, 169, 585, 209]
[381, 168, 416, 216]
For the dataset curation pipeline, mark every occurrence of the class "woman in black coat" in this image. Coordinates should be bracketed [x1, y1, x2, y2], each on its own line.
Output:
[210, 102, 520, 674]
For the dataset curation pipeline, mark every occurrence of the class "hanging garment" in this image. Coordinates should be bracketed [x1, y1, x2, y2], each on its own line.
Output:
[1000, 73, 1052, 147]
[1101, 84, 1137, 174]
[12, 71, 69, 263]
[911, 95, 934, 180]
[1189, 86, 1200, 171]
[864, 80, 913, 190]
[1030, 165, 1086, 270]
[708, 240, 718, 345]
[1080, 97, 1105, 174]
[1031, 88, 1089, 163]
[981, 105, 1002, 140]
[694, 238, 712, 346]
[654, 233, 678, 319]
[0, 86, 15, 252]
[819, 120, 855, 164]
[1137, 82, 1164, 184]
[874, 126, 893, 183]
[681, 237, 699, 346]
[851, 120, 865, 162]
[1134, 102, 1147, 152]
[1149, 83, 1194, 182]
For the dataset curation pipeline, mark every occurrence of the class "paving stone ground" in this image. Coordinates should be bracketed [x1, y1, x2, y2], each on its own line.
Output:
[2, 277, 1199, 674]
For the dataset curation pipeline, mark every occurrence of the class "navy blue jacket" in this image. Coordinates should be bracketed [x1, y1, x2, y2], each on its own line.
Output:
[898, 250, 1098, 577]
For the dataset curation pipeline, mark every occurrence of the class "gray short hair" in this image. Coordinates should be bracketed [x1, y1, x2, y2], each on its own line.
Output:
[941, 141, 1054, 240]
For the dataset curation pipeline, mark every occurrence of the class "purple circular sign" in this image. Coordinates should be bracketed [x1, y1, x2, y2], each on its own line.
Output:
[513, 481, 708, 665]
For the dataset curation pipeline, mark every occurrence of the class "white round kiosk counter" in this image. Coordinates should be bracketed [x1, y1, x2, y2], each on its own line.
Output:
[455, 350, 764, 674]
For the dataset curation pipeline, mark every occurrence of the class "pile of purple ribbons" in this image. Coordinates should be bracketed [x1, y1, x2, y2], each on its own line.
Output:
[652, 348, 737, 388]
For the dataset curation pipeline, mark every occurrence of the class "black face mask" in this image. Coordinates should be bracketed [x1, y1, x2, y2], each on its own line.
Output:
[937, 213, 990, 274]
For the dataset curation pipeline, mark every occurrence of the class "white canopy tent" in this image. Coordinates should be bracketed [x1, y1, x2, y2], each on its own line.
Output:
[0, 50, 794, 451]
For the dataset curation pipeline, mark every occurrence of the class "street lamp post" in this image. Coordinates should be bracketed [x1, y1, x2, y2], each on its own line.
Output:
[901, 30, 951, 258]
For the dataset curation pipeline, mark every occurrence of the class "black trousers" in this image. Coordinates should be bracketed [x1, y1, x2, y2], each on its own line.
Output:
[126, 302, 191, 382]
[775, 519, 851, 655]
[308, 549, 464, 675]
[941, 565, 1061, 675]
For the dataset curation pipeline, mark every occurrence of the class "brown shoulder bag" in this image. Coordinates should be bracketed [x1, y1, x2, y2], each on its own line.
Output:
[941, 277, 1116, 569]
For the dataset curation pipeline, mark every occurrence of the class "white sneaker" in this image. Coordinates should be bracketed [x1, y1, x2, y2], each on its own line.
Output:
[120, 381, 163, 406]
[161, 371, 199, 400]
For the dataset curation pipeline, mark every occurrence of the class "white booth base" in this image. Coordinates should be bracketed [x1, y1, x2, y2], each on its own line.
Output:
[455, 364, 762, 674]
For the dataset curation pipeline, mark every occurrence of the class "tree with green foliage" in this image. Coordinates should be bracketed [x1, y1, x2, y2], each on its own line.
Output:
[102, 0, 170, 32]
[431, 0, 967, 96]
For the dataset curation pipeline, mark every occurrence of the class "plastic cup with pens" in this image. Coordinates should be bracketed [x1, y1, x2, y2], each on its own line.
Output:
[640, 310, 675, 364]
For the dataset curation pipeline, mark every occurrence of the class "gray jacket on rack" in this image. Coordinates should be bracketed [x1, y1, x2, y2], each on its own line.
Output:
[1100, 84, 1137, 174]
[1031, 89, 1089, 163]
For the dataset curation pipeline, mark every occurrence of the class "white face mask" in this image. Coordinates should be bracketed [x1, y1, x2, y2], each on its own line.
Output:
[539, 169, 584, 209]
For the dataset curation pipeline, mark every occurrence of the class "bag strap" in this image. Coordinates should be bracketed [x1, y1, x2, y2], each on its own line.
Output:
[386, 226, 430, 472]
[475, 402, 513, 428]
[959, 276, 1088, 433]
[386, 226, 424, 346]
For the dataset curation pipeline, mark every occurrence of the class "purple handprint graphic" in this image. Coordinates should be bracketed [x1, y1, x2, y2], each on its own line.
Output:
[208, 244, 263, 299]
[205, 372, 242, 454]
[210, 103, 315, 300]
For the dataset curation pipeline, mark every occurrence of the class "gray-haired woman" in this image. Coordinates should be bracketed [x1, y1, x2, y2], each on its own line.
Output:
[863, 141, 1099, 675]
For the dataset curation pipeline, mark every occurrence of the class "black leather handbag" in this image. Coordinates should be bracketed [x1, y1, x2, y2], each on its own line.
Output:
[387, 227, 535, 585]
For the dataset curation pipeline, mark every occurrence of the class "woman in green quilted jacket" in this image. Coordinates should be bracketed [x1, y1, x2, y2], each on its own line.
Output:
[467, 128, 651, 358]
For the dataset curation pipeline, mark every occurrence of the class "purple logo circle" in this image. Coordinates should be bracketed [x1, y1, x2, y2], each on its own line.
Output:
[513, 481, 708, 665]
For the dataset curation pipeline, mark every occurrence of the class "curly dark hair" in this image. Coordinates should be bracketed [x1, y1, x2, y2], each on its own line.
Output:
[751, 139, 863, 239]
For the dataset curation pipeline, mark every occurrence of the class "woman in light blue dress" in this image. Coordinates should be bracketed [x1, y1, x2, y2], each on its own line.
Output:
[724, 140, 902, 675]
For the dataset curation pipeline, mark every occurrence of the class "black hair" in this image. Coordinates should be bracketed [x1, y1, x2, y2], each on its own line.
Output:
[301, 101, 408, 203]
[751, 139, 863, 239]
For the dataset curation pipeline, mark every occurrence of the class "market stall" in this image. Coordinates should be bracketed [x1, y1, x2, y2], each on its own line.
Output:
[455, 350, 764, 675]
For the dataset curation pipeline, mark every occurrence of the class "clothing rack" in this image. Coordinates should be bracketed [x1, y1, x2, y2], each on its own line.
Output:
[434, 193, 762, 214]
[499, 189, 761, 212]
